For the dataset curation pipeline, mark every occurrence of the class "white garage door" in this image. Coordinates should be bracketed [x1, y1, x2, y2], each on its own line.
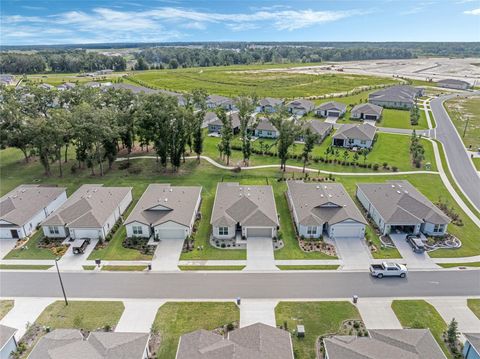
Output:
[331, 224, 364, 239]
[246, 228, 272, 238]
[156, 228, 186, 240]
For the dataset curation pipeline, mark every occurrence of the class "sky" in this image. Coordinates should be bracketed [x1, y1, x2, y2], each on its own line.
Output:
[1, 0, 479, 46]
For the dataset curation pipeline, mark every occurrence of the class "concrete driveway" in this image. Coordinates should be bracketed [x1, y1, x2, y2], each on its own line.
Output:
[56, 239, 99, 270]
[334, 238, 372, 270]
[356, 298, 402, 329]
[363, 119, 377, 127]
[240, 299, 277, 328]
[389, 234, 438, 269]
[245, 237, 277, 271]
[152, 239, 184, 271]
[0, 239, 17, 259]
[324, 116, 338, 124]
[116, 300, 165, 333]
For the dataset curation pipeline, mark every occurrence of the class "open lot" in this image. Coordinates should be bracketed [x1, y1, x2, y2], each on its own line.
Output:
[445, 96, 480, 150]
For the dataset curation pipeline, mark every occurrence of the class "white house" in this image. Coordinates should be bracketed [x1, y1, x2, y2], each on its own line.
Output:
[211, 183, 279, 240]
[287, 181, 366, 239]
[253, 117, 279, 138]
[286, 99, 315, 117]
[332, 123, 376, 149]
[41, 184, 132, 240]
[0, 325, 17, 359]
[356, 181, 450, 237]
[0, 185, 67, 240]
[125, 184, 202, 240]
[315, 101, 347, 118]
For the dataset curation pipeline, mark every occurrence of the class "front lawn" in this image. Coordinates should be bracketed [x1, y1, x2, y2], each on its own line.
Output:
[0, 264, 53, 270]
[0, 300, 14, 320]
[391, 300, 450, 358]
[438, 262, 480, 268]
[101, 265, 148, 271]
[151, 302, 239, 359]
[178, 265, 245, 270]
[4, 231, 63, 260]
[276, 265, 339, 270]
[275, 301, 362, 359]
[467, 299, 480, 320]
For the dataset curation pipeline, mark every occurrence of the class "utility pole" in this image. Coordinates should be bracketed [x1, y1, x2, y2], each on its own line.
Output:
[463, 117, 469, 138]
[55, 258, 68, 306]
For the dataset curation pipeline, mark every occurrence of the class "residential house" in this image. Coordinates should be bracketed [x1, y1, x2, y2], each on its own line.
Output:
[206, 95, 236, 111]
[208, 112, 241, 134]
[203, 111, 219, 129]
[463, 333, 480, 359]
[39, 83, 54, 90]
[0, 185, 67, 240]
[125, 184, 201, 240]
[0, 74, 15, 86]
[315, 101, 347, 118]
[299, 120, 333, 143]
[95, 69, 113, 75]
[28, 329, 150, 359]
[253, 117, 278, 138]
[110, 83, 185, 105]
[211, 183, 279, 239]
[0, 325, 17, 359]
[437, 79, 472, 90]
[41, 184, 132, 240]
[287, 99, 315, 117]
[287, 181, 366, 239]
[57, 82, 76, 91]
[368, 85, 424, 109]
[350, 103, 383, 121]
[356, 180, 451, 237]
[332, 123, 376, 149]
[256, 97, 283, 113]
[323, 329, 446, 359]
[176, 323, 294, 359]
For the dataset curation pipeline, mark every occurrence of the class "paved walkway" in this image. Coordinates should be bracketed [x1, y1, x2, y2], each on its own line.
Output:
[56, 239, 99, 270]
[334, 238, 372, 270]
[116, 299, 165, 333]
[389, 234, 438, 269]
[151, 239, 184, 271]
[239, 299, 278, 328]
[356, 298, 402, 329]
[0, 239, 17, 260]
[245, 238, 277, 271]
[0, 298, 55, 340]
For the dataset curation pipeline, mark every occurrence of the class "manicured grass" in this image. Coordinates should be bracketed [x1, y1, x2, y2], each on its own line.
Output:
[152, 302, 239, 359]
[36, 300, 124, 331]
[276, 265, 339, 270]
[4, 231, 59, 260]
[445, 96, 480, 150]
[379, 108, 428, 130]
[82, 265, 96, 270]
[129, 65, 399, 99]
[0, 264, 53, 270]
[275, 301, 362, 359]
[101, 265, 148, 271]
[0, 300, 14, 320]
[473, 157, 480, 171]
[391, 300, 450, 358]
[178, 265, 245, 271]
[438, 262, 480, 268]
[467, 299, 480, 320]
[366, 226, 402, 259]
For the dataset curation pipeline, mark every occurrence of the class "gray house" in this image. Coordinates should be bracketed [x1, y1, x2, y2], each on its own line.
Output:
[176, 323, 294, 359]
[256, 97, 283, 113]
[356, 180, 451, 237]
[463, 333, 480, 359]
[211, 183, 279, 239]
[368, 85, 424, 109]
[0, 325, 17, 359]
[287, 99, 315, 117]
[315, 101, 347, 118]
[206, 95, 236, 111]
[207, 112, 241, 134]
[332, 123, 376, 149]
[253, 117, 279, 138]
[437, 79, 472, 90]
[324, 329, 446, 359]
[287, 181, 366, 239]
[350, 103, 383, 121]
[299, 120, 333, 143]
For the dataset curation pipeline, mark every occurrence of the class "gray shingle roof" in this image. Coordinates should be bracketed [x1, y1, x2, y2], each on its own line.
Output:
[464, 333, 480, 352]
[28, 330, 149, 359]
[258, 98, 283, 107]
[125, 184, 201, 227]
[304, 120, 333, 138]
[176, 323, 293, 359]
[316, 101, 347, 112]
[0, 185, 66, 227]
[207, 95, 234, 107]
[209, 112, 241, 129]
[111, 83, 185, 104]
[351, 103, 383, 116]
[0, 324, 17, 351]
[287, 181, 366, 226]
[436, 79, 471, 87]
[324, 329, 447, 359]
[255, 117, 278, 132]
[211, 183, 279, 228]
[287, 99, 314, 112]
[369, 85, 422, 105]
[333, 123, 377, 141]
[357, 180, 450, 225]
[42, 185, 131, 228]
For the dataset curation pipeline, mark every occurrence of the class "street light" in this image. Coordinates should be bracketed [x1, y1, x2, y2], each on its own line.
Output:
[55, 257, 68, 306]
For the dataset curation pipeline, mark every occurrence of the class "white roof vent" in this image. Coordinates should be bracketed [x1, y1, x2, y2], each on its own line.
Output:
[391, 185, 396, 188]
[396, 191, 401, 194]
[328, 194, 333, 198]
[324, 186, 328, 189]
[404, 190, 409, 194]
[316, 186, 320, 189]
[320, 194, 324, 198]
[169, 188, 173, 192]
[164, 198, 168, 202]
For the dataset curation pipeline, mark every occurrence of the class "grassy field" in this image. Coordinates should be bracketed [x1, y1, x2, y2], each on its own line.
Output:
[275, 301, 362, 359]
[178, 265, 245, 270]
[438, 262, 480, 268]
[391, 300, 450, 358]
[467, 299, 480, 320]
[152, 302, 239, 359]
[0, 264, 53, 270]
[4, 231, 59, 260]
[128, 65, 400, 99]
[0, 300, 14, 320]
[276, 265, 339, 270]
[36, 300, 124, 331]
[379, 108, 429, 129]
[445, 96, 480, 150]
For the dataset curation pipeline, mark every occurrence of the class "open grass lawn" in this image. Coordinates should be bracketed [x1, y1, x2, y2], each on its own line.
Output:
[438, 262, 480, 268]
[445, 96, 480, 150]
[391, 300, 450, 358]
[4, 231, 58, 260]
[276, 265, 339, 270]
[0, 264, 53, 270]
[129, 65, 399, 99]
[0, 300, 14, 320]
[467, 299, 480, 320]
[275, 301, 362, 359]
[366, 226, 402, 259]
[101, 265, 147, 271]
[152, 302, 239, 359]
[178, 265, 245, 270]
[36, 300, 124, 331]
[379, 108, 429, 130]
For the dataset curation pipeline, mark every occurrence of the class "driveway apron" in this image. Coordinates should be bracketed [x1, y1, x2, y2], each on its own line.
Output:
[245, 237, 277, 271]
[152, 239, 184, 271]
[116, 299, 165, 333]
[0, 239, 17, 259]
[389, 234, 438, 269]
[356, 298, 402, 329]
[427, 298, 480, 338]
[56, 239, 99, 270]
[239, 299, 277, 328]
[334, 238, 372, 270]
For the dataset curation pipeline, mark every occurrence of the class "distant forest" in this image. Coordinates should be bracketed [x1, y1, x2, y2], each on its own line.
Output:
[1, 42, 479, 74]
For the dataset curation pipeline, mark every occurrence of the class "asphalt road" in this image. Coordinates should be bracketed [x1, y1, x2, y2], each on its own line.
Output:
[430, 93, 480, 210]
[1, 270, 479, 299]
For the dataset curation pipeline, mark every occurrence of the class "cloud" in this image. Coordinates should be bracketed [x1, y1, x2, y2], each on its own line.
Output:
[182, 22, 206, 30]
[464, 8, 480, 15]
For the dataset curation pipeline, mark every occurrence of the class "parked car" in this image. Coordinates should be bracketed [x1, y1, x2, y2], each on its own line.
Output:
[72, 238, 91, 254]
[406, 235, 426, 253]
[370, 262, 408, 278]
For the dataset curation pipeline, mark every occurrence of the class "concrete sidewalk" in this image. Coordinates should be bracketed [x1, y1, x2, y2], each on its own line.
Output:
[239, 299, 278, 328]
[116, 300, 165, 333]
[356, 298, 402, 329]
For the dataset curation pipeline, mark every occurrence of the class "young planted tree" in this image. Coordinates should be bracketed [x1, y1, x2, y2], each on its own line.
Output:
[301, 127, 318, 173]
[217, 108, 233, 165]
[236, 96, 255, 166]
[271, 108, 300, 173]
[410, 103, 420, 126]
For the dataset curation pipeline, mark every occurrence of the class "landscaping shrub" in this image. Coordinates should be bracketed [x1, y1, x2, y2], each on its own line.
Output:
[118, 162, 131, 170]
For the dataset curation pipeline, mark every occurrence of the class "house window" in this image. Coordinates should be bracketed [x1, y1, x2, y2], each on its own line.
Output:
[360, 140, 367, 145]
[132, 225, 143, 235]
[219, 227, 229, 235]
[49, 226, 59, 235]
[307, 226, 317, 235]
[433, 224, 445, 233]
[267, 131, 272, 136]
[258, 130, 263, 135]
[348, 139, 354, 144]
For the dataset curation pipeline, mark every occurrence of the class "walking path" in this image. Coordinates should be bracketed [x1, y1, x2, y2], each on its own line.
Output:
[239, 299, 278, 328]
[356, 298, 402, 329]
[116, 299, 165, 333]
[151, 239, 184, 271]
[245, 238, 277, 271]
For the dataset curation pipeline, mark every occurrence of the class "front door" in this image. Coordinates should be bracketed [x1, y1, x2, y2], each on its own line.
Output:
[10, 230, 19, 239]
